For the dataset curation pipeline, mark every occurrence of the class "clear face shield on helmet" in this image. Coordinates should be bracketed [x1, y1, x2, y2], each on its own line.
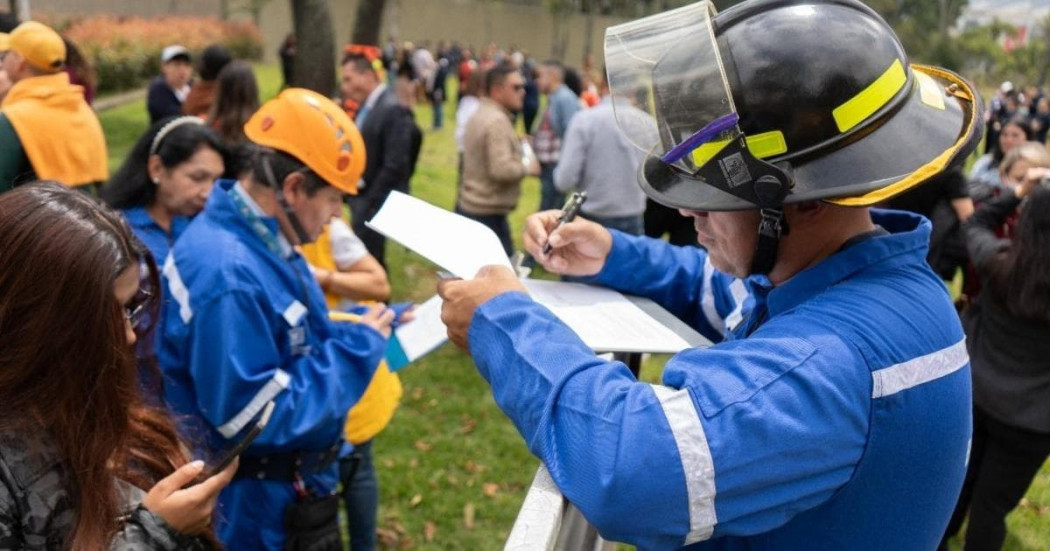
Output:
[605, 1, 792, 209]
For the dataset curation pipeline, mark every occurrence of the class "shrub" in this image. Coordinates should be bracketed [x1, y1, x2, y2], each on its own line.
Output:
[62, 15, 264, 94]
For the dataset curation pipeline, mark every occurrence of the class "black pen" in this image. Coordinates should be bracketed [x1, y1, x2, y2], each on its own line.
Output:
[542, 191, 587, 255]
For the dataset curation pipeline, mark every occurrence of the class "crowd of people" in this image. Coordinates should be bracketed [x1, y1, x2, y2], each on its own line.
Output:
[0, 1, 1048, 549]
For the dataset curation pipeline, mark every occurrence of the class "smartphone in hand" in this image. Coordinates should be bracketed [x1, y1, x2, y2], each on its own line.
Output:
[205, 400, 275, 477]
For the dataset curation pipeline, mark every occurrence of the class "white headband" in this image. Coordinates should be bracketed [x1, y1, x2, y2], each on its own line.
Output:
[149, 116, 205, 157]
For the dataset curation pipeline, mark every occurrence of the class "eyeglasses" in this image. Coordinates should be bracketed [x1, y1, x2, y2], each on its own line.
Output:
[124, 286, 153, 330]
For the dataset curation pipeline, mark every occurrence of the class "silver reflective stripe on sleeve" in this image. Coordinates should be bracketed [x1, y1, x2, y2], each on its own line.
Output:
[724, 280, 749, 332]
[871, 339, 968, 399]
[162, 254, 193, 323]
[283, 300, 308, 326]
[650, 385, 718, 544]
[700, 257, 725, 336]
[217, 369, 291, 438]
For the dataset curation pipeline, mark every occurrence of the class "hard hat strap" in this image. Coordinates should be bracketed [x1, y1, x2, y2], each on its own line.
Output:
[750, 207, 787, 276]
[261, 153, 313, 246]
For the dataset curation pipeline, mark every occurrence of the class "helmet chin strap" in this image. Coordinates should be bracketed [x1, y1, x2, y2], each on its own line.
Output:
[261, 154, 313, 245]
[750, 207, 788, 276]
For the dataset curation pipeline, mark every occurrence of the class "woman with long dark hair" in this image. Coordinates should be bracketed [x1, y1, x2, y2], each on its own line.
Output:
[102, 116, 225, 264]
[206, 61, 260, 146]
[0, 182, 235, 549]
[941, 170, 1050, 550]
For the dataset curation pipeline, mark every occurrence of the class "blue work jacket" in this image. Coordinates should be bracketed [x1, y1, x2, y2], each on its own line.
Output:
[121, 206, 190, 267]
[468, 210, 971, 550]
[158, 180, 385, 549]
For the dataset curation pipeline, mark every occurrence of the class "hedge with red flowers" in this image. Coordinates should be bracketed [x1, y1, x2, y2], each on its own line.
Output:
[60, 15, 264, 93]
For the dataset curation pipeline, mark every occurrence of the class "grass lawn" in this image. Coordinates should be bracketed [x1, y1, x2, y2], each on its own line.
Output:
[98, 65, 1049, 550]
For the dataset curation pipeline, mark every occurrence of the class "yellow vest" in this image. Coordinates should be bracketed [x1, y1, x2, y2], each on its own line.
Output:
[3, 72, 108, 187]
[302, 224, 402, 444]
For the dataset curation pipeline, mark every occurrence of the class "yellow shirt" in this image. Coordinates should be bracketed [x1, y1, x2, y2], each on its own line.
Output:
[302, 223, 402, 444]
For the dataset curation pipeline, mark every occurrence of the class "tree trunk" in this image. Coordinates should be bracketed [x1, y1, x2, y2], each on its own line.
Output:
[351, 0, 387, 46]
[291, 0, 336, 95]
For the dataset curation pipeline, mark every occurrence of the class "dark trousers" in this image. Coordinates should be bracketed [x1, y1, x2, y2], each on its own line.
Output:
[643, 198, 697, 247]
[539, 163, 564, 213]
[348, 195, 387, 268]
[941, 405, 1050, 551]
[340, 440, 378, 551]
[455, 206, 513, 257]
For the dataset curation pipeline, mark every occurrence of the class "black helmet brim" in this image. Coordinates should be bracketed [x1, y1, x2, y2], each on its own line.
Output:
[640, 65, 981, 212]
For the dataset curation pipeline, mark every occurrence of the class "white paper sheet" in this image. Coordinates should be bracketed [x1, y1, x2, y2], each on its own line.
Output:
[394, 294, 448, 361]
[365, 191, 512, 279]
[523, 279, 692, 354]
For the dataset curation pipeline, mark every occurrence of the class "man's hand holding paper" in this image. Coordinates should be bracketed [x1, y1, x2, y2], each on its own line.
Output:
[438, 265, 527, 350]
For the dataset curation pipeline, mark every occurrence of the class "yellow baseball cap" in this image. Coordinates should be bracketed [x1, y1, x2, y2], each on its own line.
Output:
[0, 33, 10, 52]
[9, 21, 65, 72]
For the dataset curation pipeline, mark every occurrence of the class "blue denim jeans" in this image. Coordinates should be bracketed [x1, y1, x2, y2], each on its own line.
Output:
[340, 440, 377, 551]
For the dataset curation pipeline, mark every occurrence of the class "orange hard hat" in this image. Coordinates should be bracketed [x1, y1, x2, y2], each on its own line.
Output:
[244, 88, 366, 195]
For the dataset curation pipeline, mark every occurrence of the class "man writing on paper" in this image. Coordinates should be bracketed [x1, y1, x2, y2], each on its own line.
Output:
[437, 1, 979, 549]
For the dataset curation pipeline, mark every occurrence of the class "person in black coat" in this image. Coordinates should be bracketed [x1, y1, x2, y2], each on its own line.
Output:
[340, 52, 422, 267]
[940, 170, 1050, 551]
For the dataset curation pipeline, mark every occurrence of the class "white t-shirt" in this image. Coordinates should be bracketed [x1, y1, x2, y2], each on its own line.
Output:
[329, 217, 369, 270]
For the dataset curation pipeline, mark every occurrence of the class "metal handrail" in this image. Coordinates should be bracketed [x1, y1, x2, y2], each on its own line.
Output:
[504, 465, 617, 551]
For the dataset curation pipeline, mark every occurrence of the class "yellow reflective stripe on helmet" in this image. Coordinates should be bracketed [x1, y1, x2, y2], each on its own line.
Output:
[916, 71, 946, 111]
[830, 65, 977, 207]
[691, 138, 733, 168]
[690, 130, 788, 167]
[746, 130, 788, 158]
[833, 59, 907, 133]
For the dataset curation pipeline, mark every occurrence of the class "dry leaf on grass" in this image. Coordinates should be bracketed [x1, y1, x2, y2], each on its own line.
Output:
[410, 494, 423, 507]
[463, 502, 476, 530]
[464, 460, 486, 473]
[482, 482, 499, 498]
[424, 521, 437, 542]
[413, 440, 433, 452]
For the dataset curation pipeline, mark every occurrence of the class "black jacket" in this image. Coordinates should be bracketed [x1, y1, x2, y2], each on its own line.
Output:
[963, 190, 1050, 434]
[350, 87, 421, 221]
[147, 77, 184, 125]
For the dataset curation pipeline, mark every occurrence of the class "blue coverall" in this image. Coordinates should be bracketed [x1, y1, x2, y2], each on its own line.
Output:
[467, 209, 972, 550]
[158, 180, 385, 549]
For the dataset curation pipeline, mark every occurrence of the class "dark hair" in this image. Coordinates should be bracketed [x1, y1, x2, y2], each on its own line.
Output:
[198, 43, 233, 81]
[206, 60, 260, 144]
[249, 146, 329, 196]
[342, 52, 375, 74]
[0, 182, 211, 549]
[988, 186, 1050, 322]
[563, 67, 583, 97]
[102, 117, 226, 209]
[486, 64, 517, 94]
[0, 12, 18, 33]
[62, 37, 96, 91]
[993, 114, 1034, 164]
[463, 68, 486, 98]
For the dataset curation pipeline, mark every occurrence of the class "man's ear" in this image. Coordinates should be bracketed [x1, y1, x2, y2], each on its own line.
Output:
[785, 200, 827, 229]
[281, 171, 306, 203]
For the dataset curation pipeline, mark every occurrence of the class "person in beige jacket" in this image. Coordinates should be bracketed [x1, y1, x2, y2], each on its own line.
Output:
[458, 64, 540, 256]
